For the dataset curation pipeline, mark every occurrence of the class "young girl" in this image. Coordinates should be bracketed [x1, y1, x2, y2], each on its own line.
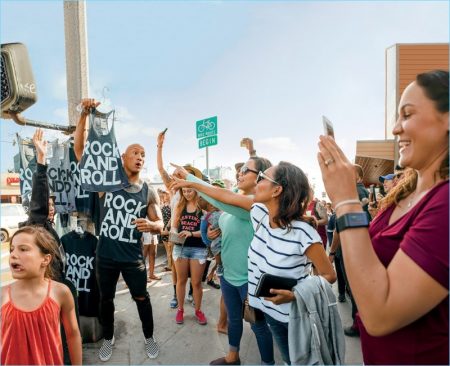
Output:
[1, 226, 82, 365]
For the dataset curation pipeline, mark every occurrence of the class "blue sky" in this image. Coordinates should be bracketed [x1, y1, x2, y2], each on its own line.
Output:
[1, 0, 448, 195]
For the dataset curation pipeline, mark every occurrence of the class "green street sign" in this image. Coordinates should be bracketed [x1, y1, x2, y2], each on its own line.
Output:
[196, 116, 217, 138]
[198, 135, 217, 149]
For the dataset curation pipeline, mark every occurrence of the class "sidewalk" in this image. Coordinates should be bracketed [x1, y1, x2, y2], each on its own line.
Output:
[82, 248, 363, 365]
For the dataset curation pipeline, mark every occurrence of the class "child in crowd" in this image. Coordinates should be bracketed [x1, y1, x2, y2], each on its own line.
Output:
[1, 226, 82, 365]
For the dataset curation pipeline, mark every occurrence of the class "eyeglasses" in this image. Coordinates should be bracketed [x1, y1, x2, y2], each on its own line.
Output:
[256, 171, 280, 185]
[240, 165, 259, 175]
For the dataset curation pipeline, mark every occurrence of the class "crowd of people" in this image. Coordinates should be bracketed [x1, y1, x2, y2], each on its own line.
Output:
[1, 70, 448, 365]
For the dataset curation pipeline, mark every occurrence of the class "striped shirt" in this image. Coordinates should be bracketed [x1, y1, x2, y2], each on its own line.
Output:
[248, 203, 322, 323]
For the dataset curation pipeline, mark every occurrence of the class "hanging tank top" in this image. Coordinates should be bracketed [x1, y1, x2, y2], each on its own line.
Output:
[97, 181, 149, 262]
[1, 280, 63, 365]
[79, 109, 129, 192]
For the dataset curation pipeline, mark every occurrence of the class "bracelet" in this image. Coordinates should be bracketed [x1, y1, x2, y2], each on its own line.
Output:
[334, 199, 361, 211]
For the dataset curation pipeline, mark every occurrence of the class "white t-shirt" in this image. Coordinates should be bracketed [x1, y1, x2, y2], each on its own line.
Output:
[248, 203, 322, 323]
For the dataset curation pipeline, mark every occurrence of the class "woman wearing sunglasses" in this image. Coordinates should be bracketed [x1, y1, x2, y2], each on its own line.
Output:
[171, 161, 336, 365]
[172, 157, 275, 366]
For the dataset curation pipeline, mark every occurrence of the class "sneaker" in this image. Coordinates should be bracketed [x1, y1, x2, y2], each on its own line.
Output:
[195, 309, 208, 325]
[169, 297, 178, 309]
[99, 336, 115, 362]
[145, 336, 159, 359]
[176, 308, 184, 324]
[216, 265, 224, 277]
[207, 279, 221, 289]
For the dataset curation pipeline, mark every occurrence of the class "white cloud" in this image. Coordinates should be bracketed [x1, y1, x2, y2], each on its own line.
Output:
[53, 107, 68, 121]
[257, 137, 298, 152]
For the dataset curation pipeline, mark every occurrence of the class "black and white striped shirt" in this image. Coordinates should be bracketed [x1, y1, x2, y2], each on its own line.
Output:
[248, 203, 322, 323]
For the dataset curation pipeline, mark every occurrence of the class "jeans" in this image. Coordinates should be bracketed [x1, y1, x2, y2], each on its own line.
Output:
[97, 256, 154, 339]
[220, 276, 274, 364]
[264, 313, 290, 365]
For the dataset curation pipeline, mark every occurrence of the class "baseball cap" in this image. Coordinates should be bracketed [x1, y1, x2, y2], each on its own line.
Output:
[379, 173, 396, 183]
[212, 179, 225, 188]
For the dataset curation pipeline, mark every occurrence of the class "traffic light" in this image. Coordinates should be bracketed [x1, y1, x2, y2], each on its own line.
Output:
[1, 42, 37, 118]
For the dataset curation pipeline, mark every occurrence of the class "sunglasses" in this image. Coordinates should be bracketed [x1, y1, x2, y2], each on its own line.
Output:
[240, 165, 259, 175]
[256, 171, 280, 185]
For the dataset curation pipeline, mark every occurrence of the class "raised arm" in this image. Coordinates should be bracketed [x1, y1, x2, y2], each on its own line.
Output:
[156, 131, 173, 189]
[241, 137, 257, 157]
[73, 98, 100, 162]
[318, 135, 448, 336]
[27, 129, 50, 223]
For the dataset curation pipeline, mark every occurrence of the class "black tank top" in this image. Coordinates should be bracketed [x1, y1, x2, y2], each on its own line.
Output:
[178, 208, 204, 248]
[97, 182, 149, 262]
[79, 110, 129, 192]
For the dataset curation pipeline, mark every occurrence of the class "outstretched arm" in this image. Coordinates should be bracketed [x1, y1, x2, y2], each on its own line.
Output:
[171, 165, 253, 211]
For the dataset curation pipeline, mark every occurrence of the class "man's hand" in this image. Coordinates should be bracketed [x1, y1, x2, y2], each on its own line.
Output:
[79, 98, 100, 116]
[134, 218, 155, 233]
[32, 128, 47, 165]
[264, 289, 295, 305]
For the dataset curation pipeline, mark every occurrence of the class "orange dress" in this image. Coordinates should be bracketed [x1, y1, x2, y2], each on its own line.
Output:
[1, 280, 63, 365]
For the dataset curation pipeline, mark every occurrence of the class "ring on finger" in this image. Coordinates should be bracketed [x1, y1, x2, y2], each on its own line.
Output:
[324, 158, 335, 166]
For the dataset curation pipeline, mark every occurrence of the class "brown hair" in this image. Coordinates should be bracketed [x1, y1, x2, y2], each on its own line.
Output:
[173, 189, 202, 230]
[10, 226, 60, 279]
[271, 162, 316, 231]
[380, 70, 449, 210]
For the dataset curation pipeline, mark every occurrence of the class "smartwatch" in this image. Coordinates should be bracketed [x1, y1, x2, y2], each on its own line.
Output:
[336, 212, 370, 233]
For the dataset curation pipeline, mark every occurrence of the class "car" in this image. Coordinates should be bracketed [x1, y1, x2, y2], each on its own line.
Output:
[1, 204, 28, 243]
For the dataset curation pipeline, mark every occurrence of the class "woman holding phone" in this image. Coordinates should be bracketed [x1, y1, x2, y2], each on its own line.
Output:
[318, 70, 448, 365]
[171, 161, 336, 365]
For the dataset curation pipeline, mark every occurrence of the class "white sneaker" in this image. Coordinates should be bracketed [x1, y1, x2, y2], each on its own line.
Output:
[99, 336, 115, 362]
[145, 336, 159, 359]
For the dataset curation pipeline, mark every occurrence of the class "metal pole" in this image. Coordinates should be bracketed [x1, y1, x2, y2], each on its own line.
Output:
[206, 147, 209, 178]
[63, 0, 89, 127]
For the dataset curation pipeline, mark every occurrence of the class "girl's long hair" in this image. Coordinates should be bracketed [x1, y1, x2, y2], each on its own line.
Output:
[173, 189, 202, 230]
[271, 161, 316, 231]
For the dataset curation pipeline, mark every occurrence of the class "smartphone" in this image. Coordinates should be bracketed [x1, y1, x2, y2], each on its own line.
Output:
[162, 128, 168, 135]
[322, 116, 334, 138]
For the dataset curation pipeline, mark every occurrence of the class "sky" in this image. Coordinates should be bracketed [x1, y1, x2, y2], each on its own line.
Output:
[1, 0, 448, 196]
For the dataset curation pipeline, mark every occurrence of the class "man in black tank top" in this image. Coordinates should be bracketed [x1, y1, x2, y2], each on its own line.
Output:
[74, 99, 163, 361]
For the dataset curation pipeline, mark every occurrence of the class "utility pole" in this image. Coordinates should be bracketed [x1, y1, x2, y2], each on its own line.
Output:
[63, 0, 89, 127]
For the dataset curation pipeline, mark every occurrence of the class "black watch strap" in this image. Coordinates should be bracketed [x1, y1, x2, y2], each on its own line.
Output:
[336, 212, 370, 233]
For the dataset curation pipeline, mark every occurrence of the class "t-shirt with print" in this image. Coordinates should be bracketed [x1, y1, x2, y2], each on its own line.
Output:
[248, 203, 322, 323]
[357, 180, 448, 365]
[61, 231, 99, 317]
[177, 208, 204, 248]
[97, 181, 158, 262]
[160, 204, 171, 242]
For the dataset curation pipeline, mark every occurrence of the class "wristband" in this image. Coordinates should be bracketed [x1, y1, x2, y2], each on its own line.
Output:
[334, 199, 361, 211]
[336, 212, 370, 233]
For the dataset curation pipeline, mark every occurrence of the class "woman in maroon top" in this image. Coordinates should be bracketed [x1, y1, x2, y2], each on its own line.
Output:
[318, 70, 448, 365]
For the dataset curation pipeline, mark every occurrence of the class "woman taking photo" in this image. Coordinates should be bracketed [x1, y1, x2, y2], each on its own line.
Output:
[318, 70, 448, 365]
[172, 157, 275, 366]
[171, 161, 336, 365]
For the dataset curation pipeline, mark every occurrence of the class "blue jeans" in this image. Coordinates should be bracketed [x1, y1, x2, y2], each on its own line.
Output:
[220, 276, 274, 364]
[264, 313, 290, 365]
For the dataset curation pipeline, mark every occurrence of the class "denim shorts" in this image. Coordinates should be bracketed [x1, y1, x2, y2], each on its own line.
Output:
[173, 244, 207, 264]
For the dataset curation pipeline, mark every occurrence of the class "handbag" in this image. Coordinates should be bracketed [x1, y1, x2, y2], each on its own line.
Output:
[242, 297, 256, 324]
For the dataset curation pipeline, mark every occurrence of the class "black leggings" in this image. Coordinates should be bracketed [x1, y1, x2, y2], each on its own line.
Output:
[96, 257, 154, 339]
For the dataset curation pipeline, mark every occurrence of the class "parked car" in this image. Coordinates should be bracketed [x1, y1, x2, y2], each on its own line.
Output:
[1, 204, 28, 243]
